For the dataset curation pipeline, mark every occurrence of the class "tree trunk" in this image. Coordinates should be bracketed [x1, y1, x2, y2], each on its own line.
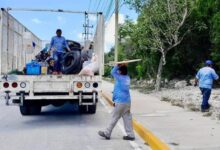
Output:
[155, 55, 164, 91]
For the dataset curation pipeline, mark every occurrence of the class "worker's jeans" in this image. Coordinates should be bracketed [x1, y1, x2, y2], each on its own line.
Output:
[200, 88, 211, 110]
[53, 52, 64, 72]
[104, 103, 135, 138]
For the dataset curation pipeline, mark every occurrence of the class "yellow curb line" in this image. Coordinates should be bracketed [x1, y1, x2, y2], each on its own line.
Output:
[101, 91, 170, 150]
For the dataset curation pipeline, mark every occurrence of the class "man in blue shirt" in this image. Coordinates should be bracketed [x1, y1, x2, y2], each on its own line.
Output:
[48, 29, 70, 74]
[195, 60, 219, 112]
[98, 64, 135, 141]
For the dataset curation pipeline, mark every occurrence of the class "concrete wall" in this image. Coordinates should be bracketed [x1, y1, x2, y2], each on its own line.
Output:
[0, 9, 42, 74]
[93, 14, 104, 75]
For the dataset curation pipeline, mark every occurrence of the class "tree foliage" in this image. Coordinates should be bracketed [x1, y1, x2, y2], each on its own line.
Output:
[104, 0, 220, 89]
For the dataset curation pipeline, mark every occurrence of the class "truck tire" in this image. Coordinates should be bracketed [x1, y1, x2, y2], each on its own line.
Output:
[79, 104, 96, 114]
[88, 104, 96, 114]
[20, 105, 30, 116]
[29, 106, 41, 115]
[79, 105, 87, 114]
[20, 105, 41, 115]
[71, 59, 82, 74]
[67, 40, 81, 51]
[62, 51, 81, 74]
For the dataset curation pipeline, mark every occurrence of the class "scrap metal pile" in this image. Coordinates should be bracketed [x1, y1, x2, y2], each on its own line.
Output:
[25, 40, 99, 75]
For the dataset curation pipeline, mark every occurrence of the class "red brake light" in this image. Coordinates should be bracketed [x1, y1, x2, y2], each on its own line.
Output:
[3, 82, 9, 88]
[12, 82, 18, 88]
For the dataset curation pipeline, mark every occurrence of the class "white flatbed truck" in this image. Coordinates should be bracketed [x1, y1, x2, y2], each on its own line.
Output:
[0, 8, 104, 115]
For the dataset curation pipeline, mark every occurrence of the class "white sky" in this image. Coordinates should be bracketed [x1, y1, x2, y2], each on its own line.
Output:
[105, 13, 125, 52]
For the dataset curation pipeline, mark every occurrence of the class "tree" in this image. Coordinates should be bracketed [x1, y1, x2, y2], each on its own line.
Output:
[116, 0, 220, 88]
[126, 0, 192, 91]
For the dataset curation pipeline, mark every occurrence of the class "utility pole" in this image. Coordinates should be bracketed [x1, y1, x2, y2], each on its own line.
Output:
[83, 12, 93, 46]
[115, 0, 119, 62]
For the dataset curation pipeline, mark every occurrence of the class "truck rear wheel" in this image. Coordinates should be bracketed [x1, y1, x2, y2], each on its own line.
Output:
[20, 105, 30, 116]
[88, 104, 96, 114]
[79, 104, 96, 114]
[79, 105, 87, 114]
[19, 105, 41, 116]
[29, 106, 41, 115]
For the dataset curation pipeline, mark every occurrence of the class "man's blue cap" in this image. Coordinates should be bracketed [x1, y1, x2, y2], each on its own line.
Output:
[205, 60, 213, 65]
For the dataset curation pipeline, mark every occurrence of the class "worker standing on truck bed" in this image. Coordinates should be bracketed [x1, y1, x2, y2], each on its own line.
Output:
[48, 29, 70, 74]
[98, 63, 135, 141]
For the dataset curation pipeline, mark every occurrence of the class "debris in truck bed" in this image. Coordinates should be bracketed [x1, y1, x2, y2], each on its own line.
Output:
[79, 54, 99, 76]
[8, 69, 24, 75]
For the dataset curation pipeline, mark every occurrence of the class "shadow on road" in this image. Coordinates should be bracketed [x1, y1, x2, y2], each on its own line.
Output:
[0, 102, 100, 133]
[40, 102, 80, 116]
[20, 103, 96, 127]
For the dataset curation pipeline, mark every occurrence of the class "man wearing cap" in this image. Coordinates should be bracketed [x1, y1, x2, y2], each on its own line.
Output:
[48, 29, 71, 74]
[195, 60, 219, 112]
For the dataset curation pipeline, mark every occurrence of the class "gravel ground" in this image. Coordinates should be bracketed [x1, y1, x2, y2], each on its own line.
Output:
[150, 86, 220, 120]
[104, 77, 220, 120]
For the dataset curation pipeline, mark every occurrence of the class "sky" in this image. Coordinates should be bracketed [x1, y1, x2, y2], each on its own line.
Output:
[0, 0, 137, 52]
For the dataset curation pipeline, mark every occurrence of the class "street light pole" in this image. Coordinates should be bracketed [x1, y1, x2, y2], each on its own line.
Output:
[115, 0, 119, 62]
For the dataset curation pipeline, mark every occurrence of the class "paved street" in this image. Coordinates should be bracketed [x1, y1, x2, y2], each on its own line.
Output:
[102, 80, 220, 150]
[0, 94, 147, 150]
[3, 80, 220, 150]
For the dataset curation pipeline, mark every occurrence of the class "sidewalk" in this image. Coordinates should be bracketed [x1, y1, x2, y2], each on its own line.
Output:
[102, 80, 220, 150]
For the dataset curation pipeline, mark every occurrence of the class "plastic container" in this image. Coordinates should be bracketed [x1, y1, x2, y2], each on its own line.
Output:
[39, 61, 48, 75]
[26, 61, 41, 75]
[41, 66, 48, 75]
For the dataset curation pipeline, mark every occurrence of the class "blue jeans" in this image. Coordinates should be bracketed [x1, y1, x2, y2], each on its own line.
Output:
[53, 51, 64, 72]
[200, 88, 211, 110]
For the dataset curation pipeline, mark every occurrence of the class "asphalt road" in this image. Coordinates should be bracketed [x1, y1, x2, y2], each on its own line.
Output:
[0, 95, 148, 150]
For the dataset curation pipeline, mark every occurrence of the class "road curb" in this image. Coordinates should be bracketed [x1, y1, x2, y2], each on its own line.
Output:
[101, 91, 170, 150]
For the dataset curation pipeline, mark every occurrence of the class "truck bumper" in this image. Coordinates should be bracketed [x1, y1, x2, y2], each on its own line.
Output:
[2, 92, 99, 106]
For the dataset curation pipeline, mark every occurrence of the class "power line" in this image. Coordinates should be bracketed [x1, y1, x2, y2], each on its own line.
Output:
[96, 0, 102, 11]
[101, 0, 110, 13]
[88, 0, 92, 12]
[92, 0, 98, 12]
[106, 0, 124, 21]
[104, 0, 111, 16]
[105, 0, 114, 20]
[100, 0, 107, 12]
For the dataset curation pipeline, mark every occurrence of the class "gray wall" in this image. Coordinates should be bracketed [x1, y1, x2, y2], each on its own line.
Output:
[0, 10, 42, 74]
[93, 14, 104, 75]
